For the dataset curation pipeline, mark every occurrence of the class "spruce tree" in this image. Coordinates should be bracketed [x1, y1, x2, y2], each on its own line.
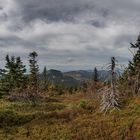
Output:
[29, 51, 39, 94]
[128, 35, 140, 75]
[128, 35, 140, 94]
[15, 57, 27, 89]
[93, 67, 98, 82]
[42, 66, 48, 91]
[5, 55, 17, 89]
[0, 55, 26, 94]
[0, 69, 9, 95]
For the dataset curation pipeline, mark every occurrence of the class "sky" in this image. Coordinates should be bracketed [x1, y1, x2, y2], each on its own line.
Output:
[0, 0, 139, 71]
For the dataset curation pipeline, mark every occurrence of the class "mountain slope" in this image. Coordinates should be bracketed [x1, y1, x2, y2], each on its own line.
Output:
[40, 69, 121, 88]
[41, 69, 81, 87]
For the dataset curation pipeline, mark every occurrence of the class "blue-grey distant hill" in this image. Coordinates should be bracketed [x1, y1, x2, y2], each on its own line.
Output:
[40, 69, 119, 87]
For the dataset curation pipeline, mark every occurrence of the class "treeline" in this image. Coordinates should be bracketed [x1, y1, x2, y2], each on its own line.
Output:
[0, 51, 87, 99]
[0, 51, 40, 96]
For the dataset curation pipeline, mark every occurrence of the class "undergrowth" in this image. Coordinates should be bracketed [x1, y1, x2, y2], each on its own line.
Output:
[0, 94, 140, 140]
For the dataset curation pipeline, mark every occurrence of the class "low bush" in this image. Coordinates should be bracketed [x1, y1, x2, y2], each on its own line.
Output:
[78, 100, 88, 109]
[0, 109, 34, 128]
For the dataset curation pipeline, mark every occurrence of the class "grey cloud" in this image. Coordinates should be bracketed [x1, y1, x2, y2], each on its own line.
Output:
[0, 0, 139, 71]
[89, 20, 106, 28]
[16, 0, 95, 22]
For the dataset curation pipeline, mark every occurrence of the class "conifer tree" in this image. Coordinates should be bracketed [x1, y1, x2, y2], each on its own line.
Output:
[29, 51, 39, 94]
[5, 55, 16, 89]
[42, 66, 48, 91]
[128, 35, 140, 75]
[0, 69, 9, 95]
[15, 57, 27, 89]
[0, 55, 26, 94]
[93, 67, 98, 82]
[128, 35, 140, 94]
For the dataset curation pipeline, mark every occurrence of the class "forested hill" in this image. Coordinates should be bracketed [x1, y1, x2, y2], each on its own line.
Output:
[40, 69, 116, 87]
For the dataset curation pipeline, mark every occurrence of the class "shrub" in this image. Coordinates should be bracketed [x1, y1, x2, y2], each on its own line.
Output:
[78, 100, 88, 109]
[0, 109, 34, 128]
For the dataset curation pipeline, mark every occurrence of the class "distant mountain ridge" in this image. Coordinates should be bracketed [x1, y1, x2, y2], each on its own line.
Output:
[41, 69, 80, 88]
[63, 70, 92, 81]
[64, 70, 112, 81]
[40, 69, 116, 87]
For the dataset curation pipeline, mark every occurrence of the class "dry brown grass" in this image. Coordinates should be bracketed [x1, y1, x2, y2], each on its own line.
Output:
[0, 93, 140, 140]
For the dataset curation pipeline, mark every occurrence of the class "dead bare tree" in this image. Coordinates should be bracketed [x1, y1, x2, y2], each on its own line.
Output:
[100, 57, 120, 113]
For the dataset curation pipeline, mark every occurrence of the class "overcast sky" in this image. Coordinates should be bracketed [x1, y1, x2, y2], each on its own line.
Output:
[0, 0, 139, 71]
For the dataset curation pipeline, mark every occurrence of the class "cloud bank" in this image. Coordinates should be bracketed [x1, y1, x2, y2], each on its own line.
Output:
[0, 0, 139, 71]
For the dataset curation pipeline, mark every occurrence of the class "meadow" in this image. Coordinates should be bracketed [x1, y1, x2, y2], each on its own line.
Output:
[0, 93, 140, 140]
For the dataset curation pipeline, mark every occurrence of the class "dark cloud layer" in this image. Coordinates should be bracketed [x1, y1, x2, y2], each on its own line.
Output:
[16, 0, 95, 22]
[0, 0, 139, 71]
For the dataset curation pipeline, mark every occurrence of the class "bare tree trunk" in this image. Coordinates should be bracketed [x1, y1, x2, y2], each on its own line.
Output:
[100, 57, 120, 113]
